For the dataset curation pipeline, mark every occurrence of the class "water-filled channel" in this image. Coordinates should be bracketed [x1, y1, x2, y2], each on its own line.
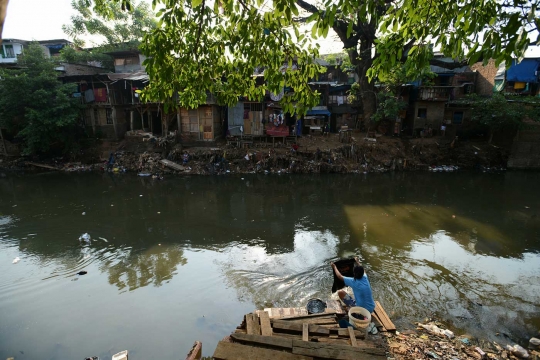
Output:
[0, 172, 539, 359]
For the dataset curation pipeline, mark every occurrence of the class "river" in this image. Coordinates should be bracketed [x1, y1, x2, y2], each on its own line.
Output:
[0, 171, 539, 359]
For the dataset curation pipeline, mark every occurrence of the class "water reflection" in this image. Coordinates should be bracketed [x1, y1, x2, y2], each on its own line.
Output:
[0, 172, 539, 359]
[102, 244, 187, 292]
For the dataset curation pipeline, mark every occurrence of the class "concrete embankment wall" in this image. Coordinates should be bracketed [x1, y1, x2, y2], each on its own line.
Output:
[508, 127, 540, 169]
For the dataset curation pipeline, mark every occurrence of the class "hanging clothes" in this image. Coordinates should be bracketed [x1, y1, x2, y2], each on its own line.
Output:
[331, 258, 356, 293]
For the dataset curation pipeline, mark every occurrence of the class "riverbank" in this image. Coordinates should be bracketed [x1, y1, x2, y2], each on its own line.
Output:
[385, 319, 540, 360]
[0, 134, 510, 174]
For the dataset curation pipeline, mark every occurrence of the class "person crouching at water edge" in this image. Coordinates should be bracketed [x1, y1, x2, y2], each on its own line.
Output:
[331, 257, 376, 314]
[332, 257, 377, 333]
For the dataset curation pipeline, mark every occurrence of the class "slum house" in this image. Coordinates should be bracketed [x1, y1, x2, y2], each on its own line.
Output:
[225, 70, 290, 145]
[0, 38, 72, 68]
[319, 61, 358, 132]
[179, 93, 224, 142]
[105, 49, 225, 142]
[500, 58, 540, 96]
[404, 61, 477, 138]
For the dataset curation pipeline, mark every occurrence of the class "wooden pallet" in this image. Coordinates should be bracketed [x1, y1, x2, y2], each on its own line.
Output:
[214, 310, 387, 360]
[260, 300, 346, 320]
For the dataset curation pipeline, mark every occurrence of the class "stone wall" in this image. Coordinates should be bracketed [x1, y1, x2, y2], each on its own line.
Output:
[471, 60, 498, 96]
[507, 126, 540, 169]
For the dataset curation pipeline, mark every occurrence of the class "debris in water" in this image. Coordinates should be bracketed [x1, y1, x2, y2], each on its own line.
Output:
[79, 233, 91, 242]
[77, 271, 88, 275]
[98, 237, 108, 243]
[12, 257, 20, 264]
[82, 212, 86, 215]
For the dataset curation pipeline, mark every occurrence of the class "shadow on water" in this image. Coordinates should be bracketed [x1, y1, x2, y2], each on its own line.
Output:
[0, 171, 539, 358]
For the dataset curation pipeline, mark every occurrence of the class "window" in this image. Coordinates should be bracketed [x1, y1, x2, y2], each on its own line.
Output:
[94, 109, 99, 125]
[4, 45, 15, 58]
[125, 57, 139, 65]
[106, 108, 113, 125]
[114, 58, 125, 66]
[453, 111, 464, 124]
[244, 103, 263, 111]
[438, 76, 450, 86]
[417, 108, 427, 118]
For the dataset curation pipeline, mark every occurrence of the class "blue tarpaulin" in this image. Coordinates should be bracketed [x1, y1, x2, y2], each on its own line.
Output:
[506, 59, 540, 83]
[307, 109, 331, 116]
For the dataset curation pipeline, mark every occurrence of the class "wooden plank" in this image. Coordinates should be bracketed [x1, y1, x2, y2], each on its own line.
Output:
[185, 341, 202, 360]
[309, 337, 351, 346]
[246, 313, 255, 335]
[213, 341, 313, 360]
[302, 323, 309, 342]
[347, 327, 357, 347]
[231, 333, 292, 350]
[374, 301, 396, 331]
[371, 312, 386, 331]
[334, 328, 365, 339]
[291, 340, 386, 359]
[260, 311, 273, 336]
[272, 321, 330, 336]
[26, 162, 59, 171]
[279, 312, 336, 321]
[252, 313, 261, 335]
[160, 159, 185, 171]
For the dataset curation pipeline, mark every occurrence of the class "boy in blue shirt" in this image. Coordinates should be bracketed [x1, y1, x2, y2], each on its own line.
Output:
[331, 257, 375, 314]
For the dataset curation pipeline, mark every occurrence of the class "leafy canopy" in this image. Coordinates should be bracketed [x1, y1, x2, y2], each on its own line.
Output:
[0, 43, 83, 156]
[63, 0, 156, 48]
[84, 0, 539, 114]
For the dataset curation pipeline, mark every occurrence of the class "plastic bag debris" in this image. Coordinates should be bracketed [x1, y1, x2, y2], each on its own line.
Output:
[79, 233, 91, 242]
[12, 257, 20, 264]
[506, 344, 529, 358]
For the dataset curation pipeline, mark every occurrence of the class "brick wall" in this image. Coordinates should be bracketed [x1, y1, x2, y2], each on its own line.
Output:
[471, 59, 498, 96]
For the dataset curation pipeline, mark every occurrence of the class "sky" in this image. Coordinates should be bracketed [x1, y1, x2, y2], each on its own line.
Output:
[2, 0, 343, 53]
[3, 0, 76, 40]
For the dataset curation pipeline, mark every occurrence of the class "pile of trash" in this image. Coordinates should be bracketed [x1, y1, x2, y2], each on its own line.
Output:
[429, 165, 460, 172]
[385, 321, 540, 360]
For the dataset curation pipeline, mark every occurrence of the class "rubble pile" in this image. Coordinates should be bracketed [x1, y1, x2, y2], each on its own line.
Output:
[384, 321, 540, 360]
[1, 135, 511, 174]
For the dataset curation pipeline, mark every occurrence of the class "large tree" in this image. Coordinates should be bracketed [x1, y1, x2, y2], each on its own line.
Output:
[0, 43, 83, 155]
[63, 0, 157, 48]
[84, 0, 539, 119]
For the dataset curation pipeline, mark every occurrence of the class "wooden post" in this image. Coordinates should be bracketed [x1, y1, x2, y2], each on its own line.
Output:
[112, 107, 118, 140]
[149, 110, 153, 134]
[89, 107, 96, 135]
[140, 107, 144, 130]
[130, 111, 134, 132]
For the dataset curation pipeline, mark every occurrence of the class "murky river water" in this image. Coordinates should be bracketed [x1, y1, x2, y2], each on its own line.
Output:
[0, 172, 539, 359]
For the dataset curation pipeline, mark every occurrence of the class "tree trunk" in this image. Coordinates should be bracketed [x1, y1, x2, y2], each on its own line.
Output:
[347, 45, 376, 123]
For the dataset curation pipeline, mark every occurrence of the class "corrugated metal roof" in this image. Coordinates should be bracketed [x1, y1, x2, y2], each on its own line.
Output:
[106, 71, 149, 82]
[430, 65, 471, 74]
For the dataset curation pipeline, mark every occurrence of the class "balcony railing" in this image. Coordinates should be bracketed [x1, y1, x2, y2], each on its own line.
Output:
[328, 95, 349, 105]
[419, 84, 475, 101]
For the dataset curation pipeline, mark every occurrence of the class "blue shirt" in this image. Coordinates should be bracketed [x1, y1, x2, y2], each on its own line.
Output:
[343, 274, 375, 313]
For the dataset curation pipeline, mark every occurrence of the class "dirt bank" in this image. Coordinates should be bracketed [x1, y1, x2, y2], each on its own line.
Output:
[0, 133, 510, 174]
